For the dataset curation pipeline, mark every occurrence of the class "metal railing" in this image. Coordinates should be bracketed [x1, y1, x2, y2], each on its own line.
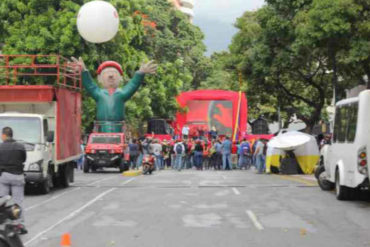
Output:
[0, 55, 82, 90]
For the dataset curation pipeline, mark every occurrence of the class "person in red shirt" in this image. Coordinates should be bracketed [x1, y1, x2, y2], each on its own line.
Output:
[231, 141, 239, 169]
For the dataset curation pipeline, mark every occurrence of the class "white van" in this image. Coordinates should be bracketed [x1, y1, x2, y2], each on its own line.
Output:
[317, 90, 370, 200]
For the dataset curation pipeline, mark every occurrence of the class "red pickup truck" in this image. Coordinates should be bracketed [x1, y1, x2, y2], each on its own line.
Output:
[84, 132, 129, 173]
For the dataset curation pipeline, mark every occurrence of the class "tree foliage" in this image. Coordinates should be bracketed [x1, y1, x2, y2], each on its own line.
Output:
[203, 0, 370, 131]
[0, 0, 207, 134]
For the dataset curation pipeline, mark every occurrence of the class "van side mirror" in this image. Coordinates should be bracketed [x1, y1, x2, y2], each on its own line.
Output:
[46, 131, 54, 143]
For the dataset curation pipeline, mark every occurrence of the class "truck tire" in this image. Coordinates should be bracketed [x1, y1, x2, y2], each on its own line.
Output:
[39, 167, 53, 194]
[316, 165, 334, 191]
[60, 164, 71, 188]
[119, 159, 128, 173]
[335, 169, 352, 200]
[83, 159, 90, 173]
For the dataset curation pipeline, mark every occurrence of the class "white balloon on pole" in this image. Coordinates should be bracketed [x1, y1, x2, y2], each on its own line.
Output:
[77, 1, 119, 43]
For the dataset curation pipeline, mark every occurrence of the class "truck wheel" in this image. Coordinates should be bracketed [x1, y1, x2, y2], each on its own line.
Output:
[60, 164, 70, 188]
[39, 171, 53, 194]
[83, 159, 90, 173]
[119, 160, 127, 173]
[69, 162, 75, 183]
[335, 169, 352, 200]
[316, 165, 334, 191]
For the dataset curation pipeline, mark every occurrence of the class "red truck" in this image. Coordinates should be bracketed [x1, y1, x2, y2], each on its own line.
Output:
[84, 131, 129, 173]
[0, 55, 82, 193]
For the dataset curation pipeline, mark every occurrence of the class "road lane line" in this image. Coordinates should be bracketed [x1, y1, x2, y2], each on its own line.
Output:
[24, 177, 136, 246]
[246, 210, 264, 230]
[25, 188, 81, 212]
[232, 187, 240, 195]
[274, 175, 318, 186]
[25, 175, 116, 212]
[87, 175, 117, 186]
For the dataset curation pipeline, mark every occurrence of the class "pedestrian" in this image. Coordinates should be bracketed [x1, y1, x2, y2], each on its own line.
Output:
[203, 140, 211, 169]
[150, 139, 162, 171]
[214, 139, 223, 170]
[136, 139, 144, 169]
[0, 127, 27, 234]
[239, 138, 252, 169]
[221, 136, 232, 170]
[128, 139, 139, 170]
[162, 140, 171, 169]
[231, 141, 238, 169]
[194, 140, 204, 170]
[182, 125, 190, 140]
[173, 140, 185, 171]
[254, 139, 267, 174]
[209, 126, 218, 140]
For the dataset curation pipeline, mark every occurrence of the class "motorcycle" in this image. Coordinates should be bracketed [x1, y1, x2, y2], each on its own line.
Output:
[0, 196, 24, 247]
[142, 154, 155, 175]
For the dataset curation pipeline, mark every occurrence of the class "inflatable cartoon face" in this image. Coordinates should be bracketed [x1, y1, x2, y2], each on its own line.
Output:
[98, 67, 122, 89]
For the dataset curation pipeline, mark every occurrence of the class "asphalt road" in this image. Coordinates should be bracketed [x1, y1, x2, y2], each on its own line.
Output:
[20, 168, 370, 247]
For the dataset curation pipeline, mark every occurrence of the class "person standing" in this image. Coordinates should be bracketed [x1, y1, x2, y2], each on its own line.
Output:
[209, 126, 218, 140]
[182, 125, 190, 140]
[214, 139, 223, 170]
[173, 140, 185, 171]
[221, 136, 232, 170]
[129, 139, 139, 170]
[194, 140, 204, 170]
[239, 139, 251, 169]
[162, 140, 171, 169]
[254, 139, 267, 174]
[151, 139, 163, 171]
[0, 127, 27, 234]
[136, 139, 144, 169]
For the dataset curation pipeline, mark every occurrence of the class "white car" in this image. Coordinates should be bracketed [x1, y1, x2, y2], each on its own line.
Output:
[317, 90, 370, 200]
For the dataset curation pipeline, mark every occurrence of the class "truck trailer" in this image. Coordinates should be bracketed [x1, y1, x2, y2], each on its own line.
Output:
[0, 55, 82, 193]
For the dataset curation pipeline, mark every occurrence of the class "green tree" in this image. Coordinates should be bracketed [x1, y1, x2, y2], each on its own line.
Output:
[0, 0, 207, 134]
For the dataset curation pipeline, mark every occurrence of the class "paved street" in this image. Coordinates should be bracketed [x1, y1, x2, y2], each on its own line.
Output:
[21, 169, 370, 247]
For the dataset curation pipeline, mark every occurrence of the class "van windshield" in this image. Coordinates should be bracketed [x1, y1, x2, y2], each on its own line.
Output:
[0, 117, 41, 144]
[91, 136, 121, 144]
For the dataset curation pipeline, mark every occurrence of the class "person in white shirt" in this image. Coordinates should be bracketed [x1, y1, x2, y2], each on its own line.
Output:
[173, 140, 185, 171]
[182, 125, 190, 140]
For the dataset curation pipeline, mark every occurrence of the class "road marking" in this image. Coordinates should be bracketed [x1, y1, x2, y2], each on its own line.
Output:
[232, 187, 240, 195]
[246, 210, 264, 230]
[222, 175, 227, 180]
[25, 188, 81, 212]
[25, 176, 116, 212]
[24, 177, 136, 246]
[275, 175, 318, 186]
[87, 175, 117, 186]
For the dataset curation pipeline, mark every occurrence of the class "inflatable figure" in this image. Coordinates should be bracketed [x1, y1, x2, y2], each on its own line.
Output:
[72, 57, 157, 132]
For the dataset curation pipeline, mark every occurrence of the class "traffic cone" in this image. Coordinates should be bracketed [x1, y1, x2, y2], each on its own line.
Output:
[61, 233, 71, 247]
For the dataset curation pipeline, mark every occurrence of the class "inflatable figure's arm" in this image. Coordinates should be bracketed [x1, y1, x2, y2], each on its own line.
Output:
[71, 56, 100, 100]
[120, 61, 157, 100]
[121, 72, 145, 100]
[82, 70, 100, 101]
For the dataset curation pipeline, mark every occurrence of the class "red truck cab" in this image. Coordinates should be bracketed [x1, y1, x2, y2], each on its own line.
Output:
[84, 132, 129, 173]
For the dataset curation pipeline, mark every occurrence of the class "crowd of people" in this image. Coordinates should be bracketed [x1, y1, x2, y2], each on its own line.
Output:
[126, 134, 269, 173]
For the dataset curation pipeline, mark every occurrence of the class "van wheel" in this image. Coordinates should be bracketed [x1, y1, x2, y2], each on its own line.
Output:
[316, 165, 334, 191]
[335, 169, 352, 200]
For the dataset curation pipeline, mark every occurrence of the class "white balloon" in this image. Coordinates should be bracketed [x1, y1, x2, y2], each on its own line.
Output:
[77, 1, 119, 43]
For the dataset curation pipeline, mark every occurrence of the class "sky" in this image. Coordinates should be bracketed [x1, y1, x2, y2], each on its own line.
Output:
[193, 0, 265, 56]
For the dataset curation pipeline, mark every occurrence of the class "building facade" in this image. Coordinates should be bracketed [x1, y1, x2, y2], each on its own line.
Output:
[168, 0, 194, 22]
